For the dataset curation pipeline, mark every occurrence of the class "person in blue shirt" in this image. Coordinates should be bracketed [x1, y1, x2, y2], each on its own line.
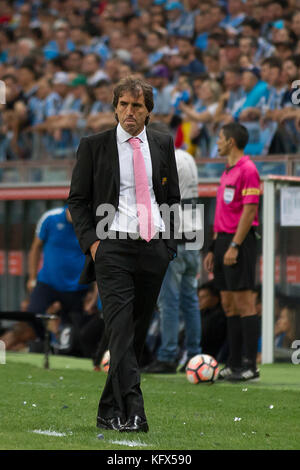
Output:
[165, 1, 195, 39]
[222, 0, 246, 32]
[26, 206, 90, 340]
[233, 67, 268, 120]
[177, 36, 205, 76]
[43, 27, 75, 60]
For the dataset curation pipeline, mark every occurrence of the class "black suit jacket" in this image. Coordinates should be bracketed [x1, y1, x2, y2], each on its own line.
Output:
[68, 126, 181, 284]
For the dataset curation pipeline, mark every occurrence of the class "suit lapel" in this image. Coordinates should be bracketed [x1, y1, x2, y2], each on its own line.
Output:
[146, 129, 161, 190]
[104, 127, 120, 192]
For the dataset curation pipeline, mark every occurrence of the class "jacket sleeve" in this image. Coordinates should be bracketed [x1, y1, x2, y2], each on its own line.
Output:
[166, 135, 181, 251]
[67, 137, 99, 254]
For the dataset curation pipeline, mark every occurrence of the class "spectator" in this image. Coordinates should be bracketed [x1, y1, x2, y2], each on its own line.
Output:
[34, 71, 74, 157]
[202, 48, 222, 82]
[275, 305, 297, 349]
[179, 79, 222, 155]
[234, 67, 268, 121]
[64, 49, 84, 74]
[26, 78, 49, 131]
[176, 36, 205, 76]
[193, 11, 225, 52]
[223, 38, 241, 67]
[165, 2, 194, 39]
[238, 36, 260, 67]
[223, 0, 246, 32]
[198, 281, 227, 362]
[146, 65, 174, 124]
[18, 63, 38, 103]
[43, 27, 75, 61]
[170, 73, 192, 118]
[145, 30, 166, 65]
[86, 79, 115, 132]
[214, 65, 245, 127]
[255, 57, 289, 154]
[241, 18, 275, 63]
[0, 299, 61, 352]
[48, 74, 92, 148]
[131, 45, 150, 74]
[25, 205, 90, 352]
[0, 28, 14, 64]
[82, 53, 108, 86]
[291, 10, 300, 39]
[12, 37, 36, 67]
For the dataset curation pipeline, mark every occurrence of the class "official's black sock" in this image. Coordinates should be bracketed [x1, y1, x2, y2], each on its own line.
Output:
[226, 316, 243, 371]
[241, 315, 260, 371]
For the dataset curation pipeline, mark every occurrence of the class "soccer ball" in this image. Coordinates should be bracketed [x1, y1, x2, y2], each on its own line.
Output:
[101, 350, 110, 373]
[186, 354, 219, 384]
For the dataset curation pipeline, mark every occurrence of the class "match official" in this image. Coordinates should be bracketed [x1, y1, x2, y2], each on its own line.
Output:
[204, 123, 260, 382]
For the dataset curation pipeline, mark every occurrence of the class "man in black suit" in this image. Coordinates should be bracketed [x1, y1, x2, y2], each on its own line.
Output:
[68, 77, 180, 433]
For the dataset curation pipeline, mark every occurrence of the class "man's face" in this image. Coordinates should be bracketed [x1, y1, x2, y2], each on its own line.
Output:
[115, 90, 149, 136]
[292, 13, 300, 37]
[146, 33, 160, 51]
[95, 85, 111, 103]
[217, 129, 231, 157]
[242, 71, 256, 92]
[82, 55, 98, 74]
[166, 8, 181, 21]
[198, 289, 218, 310]
[268, 66, 281, 87]
[177, 39, 191, 59]
[283, 59, 298, 81]
[228, 0, 243, 15]
[239, 38, 253, 57]
[224, 71, 240, 90]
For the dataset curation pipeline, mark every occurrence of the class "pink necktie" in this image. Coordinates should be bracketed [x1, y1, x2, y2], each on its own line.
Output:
[128, 137, 156, 242]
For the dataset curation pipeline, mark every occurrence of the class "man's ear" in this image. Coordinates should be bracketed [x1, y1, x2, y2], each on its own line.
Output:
[115, 112, 119, 122]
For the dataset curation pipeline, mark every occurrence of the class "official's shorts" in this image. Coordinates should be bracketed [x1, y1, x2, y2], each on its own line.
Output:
[213, 229, 257, 292]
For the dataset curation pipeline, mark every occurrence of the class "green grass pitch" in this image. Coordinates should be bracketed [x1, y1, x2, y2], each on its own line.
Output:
[1, 352, 300, 450]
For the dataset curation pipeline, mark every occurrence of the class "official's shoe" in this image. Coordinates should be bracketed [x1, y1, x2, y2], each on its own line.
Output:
[97, 416, 123, 431]
[227, 368, 260, 382]
[142, 359, 177, 374]
[120, 416, 149, 433]
[218, 366, 233, 380]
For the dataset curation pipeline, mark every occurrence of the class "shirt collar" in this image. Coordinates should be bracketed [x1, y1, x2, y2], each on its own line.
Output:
[226, 155, 249, 171]
[117, 123, 147, 144]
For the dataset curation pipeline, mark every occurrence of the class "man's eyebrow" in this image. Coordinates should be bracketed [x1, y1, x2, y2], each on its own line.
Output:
[119, 99, 143, 106]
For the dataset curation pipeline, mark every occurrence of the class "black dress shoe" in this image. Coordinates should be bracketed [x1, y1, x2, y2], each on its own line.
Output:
[120, 415, 149, 433]
[97, 416, 123, 431]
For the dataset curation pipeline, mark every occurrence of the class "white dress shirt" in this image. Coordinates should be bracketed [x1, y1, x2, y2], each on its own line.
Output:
[175, 148, 201, 235]
[110, 123, 165, 234]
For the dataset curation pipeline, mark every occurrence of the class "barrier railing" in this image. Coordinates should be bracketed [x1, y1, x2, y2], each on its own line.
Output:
[0, 153, 299, 184]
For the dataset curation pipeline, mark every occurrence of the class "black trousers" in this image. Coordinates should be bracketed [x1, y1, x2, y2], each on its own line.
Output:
[94, 236, 170, 421]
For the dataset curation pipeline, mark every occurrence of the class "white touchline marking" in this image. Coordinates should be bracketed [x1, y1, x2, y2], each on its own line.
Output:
[31, 429, 66, 437]
[109, 439, 148, 447]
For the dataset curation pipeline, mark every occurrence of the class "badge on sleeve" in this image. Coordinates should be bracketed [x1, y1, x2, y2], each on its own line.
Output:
[223, 186, 235, 204]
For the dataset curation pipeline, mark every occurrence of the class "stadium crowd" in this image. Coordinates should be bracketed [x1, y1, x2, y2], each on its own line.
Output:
[1, 0, 300, 162]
